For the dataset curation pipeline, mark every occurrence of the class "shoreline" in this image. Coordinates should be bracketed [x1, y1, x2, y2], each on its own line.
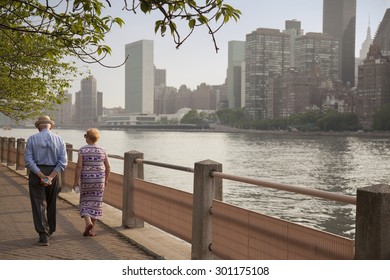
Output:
[4, 125, 390, 138]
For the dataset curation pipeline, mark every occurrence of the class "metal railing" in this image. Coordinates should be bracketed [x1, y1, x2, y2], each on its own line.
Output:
[135, 158, 194, 173]
[210, 171, 357, 205]
[134, 158, 356, 204]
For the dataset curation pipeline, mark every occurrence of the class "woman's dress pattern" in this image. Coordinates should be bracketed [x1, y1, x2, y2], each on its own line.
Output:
[79, 144, 107, 219]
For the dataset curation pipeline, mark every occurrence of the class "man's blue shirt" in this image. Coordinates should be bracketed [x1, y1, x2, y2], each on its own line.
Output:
[24, 129, 68, 174]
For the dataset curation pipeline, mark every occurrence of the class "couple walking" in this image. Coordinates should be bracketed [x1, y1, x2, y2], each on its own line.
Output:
[24, 115, 110, 246]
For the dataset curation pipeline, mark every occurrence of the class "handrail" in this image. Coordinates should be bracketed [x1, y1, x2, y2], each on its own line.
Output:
[210, 171, 357, 205]
[135, 158, 194, 173]
[107, 154, 124, 160]
[68, 148, 124, 160]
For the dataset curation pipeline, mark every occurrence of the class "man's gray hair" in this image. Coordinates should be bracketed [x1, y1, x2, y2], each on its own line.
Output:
[37, 123, 52, 131]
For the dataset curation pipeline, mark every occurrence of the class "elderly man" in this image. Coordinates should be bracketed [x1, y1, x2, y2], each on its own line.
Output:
[24, 115, 68, 246]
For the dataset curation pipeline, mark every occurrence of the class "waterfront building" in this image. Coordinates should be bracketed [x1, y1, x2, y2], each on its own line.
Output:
[211, 83, 228, 111]
[175, 85, 192, 113]
[295, 32, 340, 81]
[74, 75, 101, 125]
[373, 9, 390, 56]
[310, 80, 354, 114]
[154, 86, 178, 115]
[103, 106, 126, 116]
[322, 95, 345, 113]
[125, 40, 154, 114]
[272, 70, 310, 118]
[190, 83, 218, 111]
[226, 40, 245, 109]
[154, 82, 222, 115]
[154, 67, 171, 114]
[356, 44, 390, 129]
[323, 0, 356, 86]
[99, 108, 194, 127]
[245, 28, 291, 119]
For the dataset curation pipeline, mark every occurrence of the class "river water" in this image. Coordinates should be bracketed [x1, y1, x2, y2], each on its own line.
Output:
[2, 128, 390, 238]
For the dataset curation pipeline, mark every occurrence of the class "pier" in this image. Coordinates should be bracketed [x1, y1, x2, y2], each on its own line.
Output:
[1, 136, 390, 260]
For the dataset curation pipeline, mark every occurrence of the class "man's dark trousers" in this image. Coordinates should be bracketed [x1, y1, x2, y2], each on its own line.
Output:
[28, 165, 61, 239]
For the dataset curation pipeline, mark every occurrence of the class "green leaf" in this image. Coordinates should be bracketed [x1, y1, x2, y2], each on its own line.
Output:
[188, 19, 196, 29]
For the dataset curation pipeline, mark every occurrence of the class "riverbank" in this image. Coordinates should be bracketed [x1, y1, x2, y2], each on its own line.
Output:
[210, 125, 390, 138]
[4, 124, 390, 138]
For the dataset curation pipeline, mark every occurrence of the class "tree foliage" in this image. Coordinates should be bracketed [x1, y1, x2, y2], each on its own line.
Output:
[216, 109, 361, 132]
[181, 109, 218, 125]
[0, 29, 78, 120]
[0, 0, 241, 120]
[373, 104, 390, 131]
[316, 111, 360, 131]
[1, 0, 125, 65]
[216, 108, 245, 126]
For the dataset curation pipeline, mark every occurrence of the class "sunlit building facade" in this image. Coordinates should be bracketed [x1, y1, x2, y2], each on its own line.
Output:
[295, 32, 339, 81]
[74, 75, 101, 125]
[245, 28, 291, 119]
[125, 40, 154, 114]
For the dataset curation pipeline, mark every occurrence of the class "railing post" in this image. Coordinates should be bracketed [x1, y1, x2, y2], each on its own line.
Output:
[1, 137, 8, 163]
[191, 159, 222, 260]
[66, 143, 73, 162]
[7, 137, 16, 167]
[355, 184, 390, 259]
[0, 137, 4, 162]
[16, 138, 25, 170]
[0, 137, 3, 161]
[122, 150, 144, 228]
[60, 143, 74, 192]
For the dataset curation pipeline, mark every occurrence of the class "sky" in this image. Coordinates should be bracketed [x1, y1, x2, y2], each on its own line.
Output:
[68, 0, 390, 108]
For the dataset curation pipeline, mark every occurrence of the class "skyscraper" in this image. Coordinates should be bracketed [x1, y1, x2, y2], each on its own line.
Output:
[226, 40, 245, 109]
[125, 40, 154, 114]
[245, 28, 291, 119]
[323, 0, 356, 86]
[359, 19, 372, 59]
[74, 75, 100, 124]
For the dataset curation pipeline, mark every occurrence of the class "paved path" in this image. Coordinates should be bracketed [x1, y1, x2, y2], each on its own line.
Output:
[0, 164, 157, 260]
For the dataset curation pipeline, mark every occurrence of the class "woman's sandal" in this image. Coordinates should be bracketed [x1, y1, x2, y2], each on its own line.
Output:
[83, 224, 93, 237]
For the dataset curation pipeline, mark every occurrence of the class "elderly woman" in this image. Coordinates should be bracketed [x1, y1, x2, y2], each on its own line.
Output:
[73, 128, 110, 237]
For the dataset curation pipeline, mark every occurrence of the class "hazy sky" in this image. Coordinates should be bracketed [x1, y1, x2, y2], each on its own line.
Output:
[68, 0, 390, 108]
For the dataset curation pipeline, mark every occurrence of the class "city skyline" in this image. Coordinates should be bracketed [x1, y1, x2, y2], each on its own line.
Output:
[68, 0, 390, 108]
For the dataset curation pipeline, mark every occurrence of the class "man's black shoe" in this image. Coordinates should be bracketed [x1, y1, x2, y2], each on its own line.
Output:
[38, 234, 49, 246]
[37, 239, 49, 246]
